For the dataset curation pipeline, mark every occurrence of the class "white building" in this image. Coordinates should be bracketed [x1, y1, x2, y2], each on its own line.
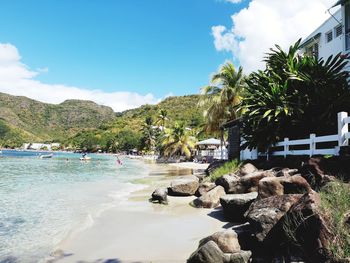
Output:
[300, 1, 350, 71]
[300, 9, 343, 60]
[23, 143, 60, 151]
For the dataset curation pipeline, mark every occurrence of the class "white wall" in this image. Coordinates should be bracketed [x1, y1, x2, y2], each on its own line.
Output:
[302, 9, 343, 60]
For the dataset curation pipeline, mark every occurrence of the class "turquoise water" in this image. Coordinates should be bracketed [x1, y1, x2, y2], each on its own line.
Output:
[0, 150, 148, 263]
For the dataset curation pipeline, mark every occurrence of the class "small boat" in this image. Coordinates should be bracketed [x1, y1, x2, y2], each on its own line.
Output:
[39, 154, 53, 159]
[80, 156, 92, 161]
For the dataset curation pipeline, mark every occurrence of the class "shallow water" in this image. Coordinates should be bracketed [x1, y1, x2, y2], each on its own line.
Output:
[0, 150, 148, 263]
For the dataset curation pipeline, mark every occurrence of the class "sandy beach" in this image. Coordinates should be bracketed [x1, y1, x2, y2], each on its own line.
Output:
[168, 162, 210, 171]
[52, 162, 227, 263]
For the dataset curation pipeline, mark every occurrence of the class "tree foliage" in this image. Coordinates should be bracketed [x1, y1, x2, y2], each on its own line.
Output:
[200, 62, 245, 134]
[240, 39, 350, 150]
[162, 122, 196, 159]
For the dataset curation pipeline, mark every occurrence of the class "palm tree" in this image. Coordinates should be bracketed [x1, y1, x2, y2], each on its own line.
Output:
[156, 109, 169, 130]
[140, 116, 156, 151]
[199, 61, 245, 134]
[240, 39, 350, 150]
[162, 123, 196, 159]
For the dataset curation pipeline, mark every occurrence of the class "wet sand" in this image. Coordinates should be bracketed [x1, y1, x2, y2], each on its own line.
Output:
[52, 163, 228, 263]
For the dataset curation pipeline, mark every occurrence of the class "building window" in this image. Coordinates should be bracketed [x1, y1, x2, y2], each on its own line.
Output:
[314, 43, 319, 59]
[306, 43, 319, 59]
[346, 3, 350, 50]
[326, 31, 333, 43]
[335, 24, 343, 37]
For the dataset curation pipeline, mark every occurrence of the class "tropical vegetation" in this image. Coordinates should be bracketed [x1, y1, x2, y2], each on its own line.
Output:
[199, 62, 245, 135]
[208, 159, 240, 182]
[161, 122, 196, 159]
[240, 39, 350, 150]
[319, 181, 350, 260]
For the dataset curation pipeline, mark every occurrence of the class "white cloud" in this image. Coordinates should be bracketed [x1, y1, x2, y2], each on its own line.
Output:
[0, 43, 160, 112]
[212, 0, 337, 72]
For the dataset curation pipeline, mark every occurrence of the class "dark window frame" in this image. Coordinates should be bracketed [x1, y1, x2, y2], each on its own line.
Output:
[326, 30, 333, 43]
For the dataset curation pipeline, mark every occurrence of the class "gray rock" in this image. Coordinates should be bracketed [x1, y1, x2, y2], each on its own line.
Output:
[239, 170, 275, 193]
[223, 250, 252, 263]
[239, 163, 258, 176]
[258, 175, 312, 199]
[220, 192, 258, 222]
[168, 176, 199, 196]
[199, 229, 241, 253]
[193, 186, 226, 208]
[195, 182, 216, 197]
[187, 240, 224, 263]
[245, 194, 302, 242]
[215, 174, 242, 194]
[151, 187, 168, 204]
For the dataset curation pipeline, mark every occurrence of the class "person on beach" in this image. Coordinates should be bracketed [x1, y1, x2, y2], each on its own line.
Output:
[116, 156, 122, 165]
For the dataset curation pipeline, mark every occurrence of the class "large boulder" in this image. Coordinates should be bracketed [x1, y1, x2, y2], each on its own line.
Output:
[216, 170, 275, 194]
[150, 187, 168, 204]
[239, 170, 275, 193]
[299, 157, 333, 189]
[187, 240, 224, 263]
[168, 176, 199, 196]
[278, 192, 332, 262]
[195, 182, 216, 197]
[220, 192, 258, 222]
[245, 194, 302, 242]
[199, 230, 241, 254]
[258, 175, 312, 199]
[215, 174, 242, 194]
[193, 186, 226, 208]
[238, 163, 258, 176]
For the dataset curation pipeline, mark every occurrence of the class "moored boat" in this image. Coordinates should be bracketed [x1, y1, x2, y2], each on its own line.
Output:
[80, 156, 92, 161]
[39, 153, 53, 159]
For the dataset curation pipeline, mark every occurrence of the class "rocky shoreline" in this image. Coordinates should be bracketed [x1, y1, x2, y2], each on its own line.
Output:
[151, 157, 350, 263]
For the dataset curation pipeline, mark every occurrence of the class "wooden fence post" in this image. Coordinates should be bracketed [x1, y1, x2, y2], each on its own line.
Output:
[338, 112, 349, 147]
[284, 138, 289, 158]
[310, 134, 316, 157]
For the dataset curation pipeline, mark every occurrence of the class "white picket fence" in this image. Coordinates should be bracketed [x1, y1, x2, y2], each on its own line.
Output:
[241, 112, 350, 160]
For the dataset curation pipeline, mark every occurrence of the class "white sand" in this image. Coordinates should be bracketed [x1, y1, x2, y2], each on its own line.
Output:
[52, 165, 228, 263]
[168, 162, 209, 170]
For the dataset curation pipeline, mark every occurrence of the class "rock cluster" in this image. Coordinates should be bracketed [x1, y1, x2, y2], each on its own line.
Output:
[188, 230, 252, 263]
[150, 160, 343, 262]
[168, 176, 200, 196]
[220, 192, 258, 222]
[193, 186, 226, 208]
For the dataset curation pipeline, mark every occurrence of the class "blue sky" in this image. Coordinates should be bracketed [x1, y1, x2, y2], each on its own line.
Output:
[0, 0, 247, 98]
[0, 0, 334, 111]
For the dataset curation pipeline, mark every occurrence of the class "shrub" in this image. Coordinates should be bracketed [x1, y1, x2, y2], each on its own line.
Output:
[209, 159, 240, 182]
[240, 39, 350, 150]
[320, 181, 350, 260]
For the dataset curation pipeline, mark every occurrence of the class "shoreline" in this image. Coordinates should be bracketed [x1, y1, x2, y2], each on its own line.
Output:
[51, 161, 226, 263]
[167, 162, 209, 171]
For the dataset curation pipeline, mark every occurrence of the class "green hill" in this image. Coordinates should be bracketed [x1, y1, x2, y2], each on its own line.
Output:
[0, 92, 115, 146]
[111, 95, 204, 132]
[0, 93, 206, 149]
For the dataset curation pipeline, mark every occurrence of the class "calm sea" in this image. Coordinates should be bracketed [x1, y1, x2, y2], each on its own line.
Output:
[0, 150, 147, 263]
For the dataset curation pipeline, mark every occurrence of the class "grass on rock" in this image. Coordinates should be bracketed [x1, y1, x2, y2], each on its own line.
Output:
[320, 181, 350, 260]
[209, 159, 240, 182]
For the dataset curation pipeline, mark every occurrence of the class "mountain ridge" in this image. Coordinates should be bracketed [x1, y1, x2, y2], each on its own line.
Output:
[0, 92, 204, 148]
